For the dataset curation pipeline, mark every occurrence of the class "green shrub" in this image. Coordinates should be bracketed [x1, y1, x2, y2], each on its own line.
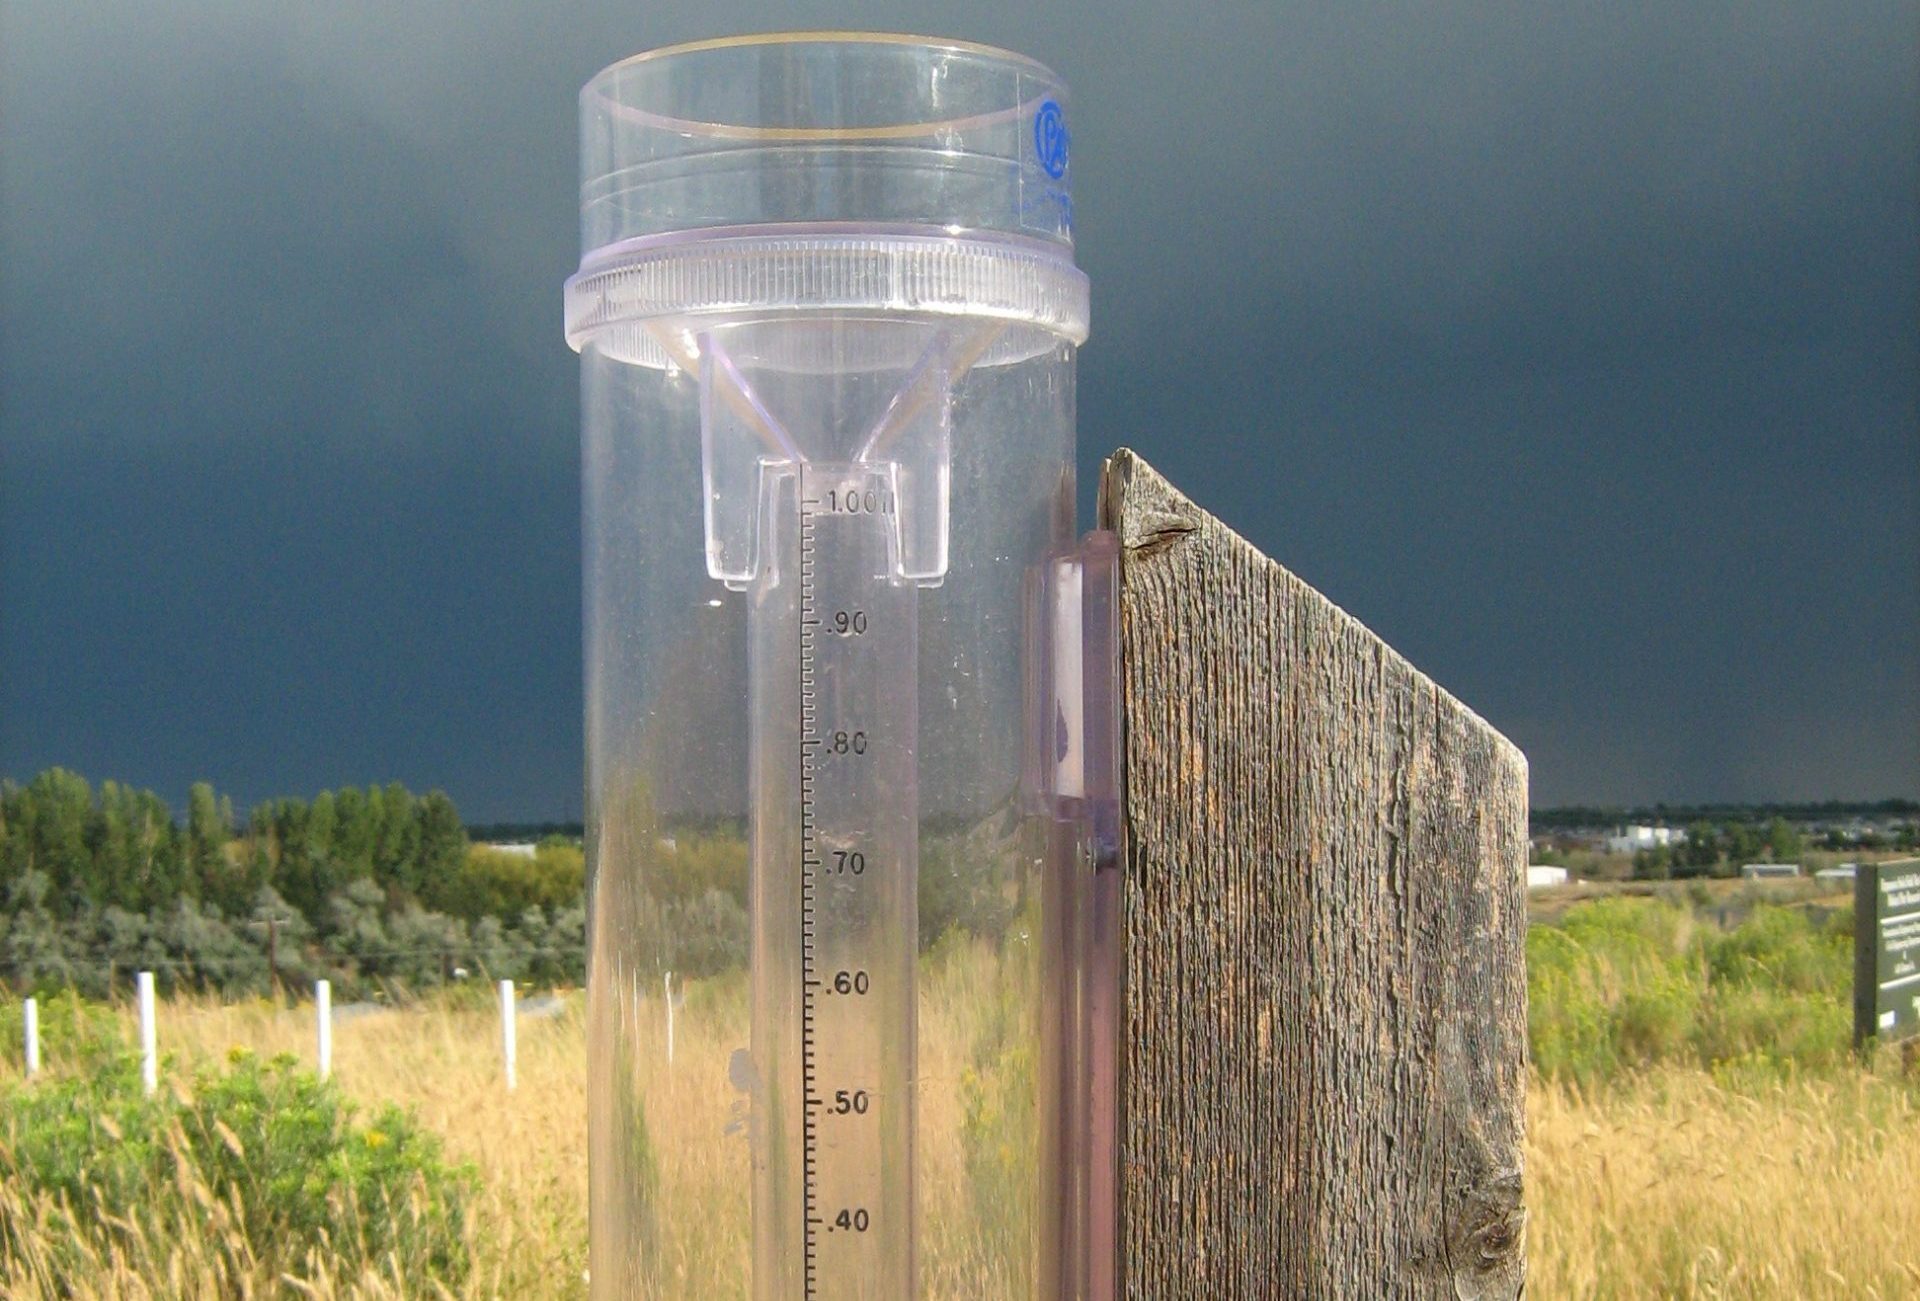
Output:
[919, 835, 1020, 949]
[1692, 983, 1851, 1075]
[652, 832, 748, 909]
[1700, 905, 1849, 996]
[0, 988, 126, 1073]
[1558, 895, 1696, 958]
[1526, 925, 1621, 1084]
[0, 1046, 475, 1290]
[1528, 897, 1867, 1087]
[662, 889, 748, 978]
[1527, 900, 1702, 1085]
[439, 844, 586, 921]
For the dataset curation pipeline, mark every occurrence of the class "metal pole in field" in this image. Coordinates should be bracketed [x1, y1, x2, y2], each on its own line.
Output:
[137, 971, 157, 1095]
[22, 997, 39, 1077]
[500, 979, 517, 1091]
[315, 979, 332, 1081]
[664, 971, 674, 1067]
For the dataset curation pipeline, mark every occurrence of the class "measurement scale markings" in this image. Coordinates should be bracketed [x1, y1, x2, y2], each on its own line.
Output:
[796, 483, 904, 1290]
[798, 495, 821, 1301]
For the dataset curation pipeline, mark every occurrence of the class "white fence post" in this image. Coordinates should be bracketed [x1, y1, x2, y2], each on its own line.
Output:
[137, 971, 157, 1096]
[665, 971, 674, 1067]
[22, 996, 39, 1077]
[500, 978, 517, 1091]
[315, 979, 332, 1081]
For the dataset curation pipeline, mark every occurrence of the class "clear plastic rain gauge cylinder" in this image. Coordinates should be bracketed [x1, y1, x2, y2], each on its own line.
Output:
[567, 34, 1114, 1299]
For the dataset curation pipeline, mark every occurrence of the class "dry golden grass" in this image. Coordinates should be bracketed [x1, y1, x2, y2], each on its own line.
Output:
[6, 984, 1920, 1297]
[572, 942, 1033, 1299]
[1529, 1066, 1920, 1299]
[153, 991, 592, 1299]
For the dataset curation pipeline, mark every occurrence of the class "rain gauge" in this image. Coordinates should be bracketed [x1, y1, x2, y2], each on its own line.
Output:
[566, 33, 1116, 1299]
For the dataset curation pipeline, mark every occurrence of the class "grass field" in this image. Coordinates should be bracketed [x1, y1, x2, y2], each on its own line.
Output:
[4, 897, 1920, 1297]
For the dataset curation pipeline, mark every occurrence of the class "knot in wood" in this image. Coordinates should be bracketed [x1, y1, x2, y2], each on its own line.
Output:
[1448, 1171, 1526, 1300]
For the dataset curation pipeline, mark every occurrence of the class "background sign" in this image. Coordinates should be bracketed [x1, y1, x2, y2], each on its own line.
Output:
[1855, 859, 1920, 1047]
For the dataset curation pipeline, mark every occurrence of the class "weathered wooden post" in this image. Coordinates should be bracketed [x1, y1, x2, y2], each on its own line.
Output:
[1103, 451, 1529, 1297]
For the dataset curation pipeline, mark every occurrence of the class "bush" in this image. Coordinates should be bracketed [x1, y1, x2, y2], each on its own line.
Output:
[662, 889, 748, 978]
[919, 834, 1020, 949]
[1527, 899, 1701, 1085]
[0, 988, 125, 1073]
[438, 844, 585, 921]
[1701, 905, 1849, 996]
[1692, 983, 1851, 1076]
[1527, 897, 1864, 1087]
[0, 1046, 476, 1291]
[651, 832, 748, 910]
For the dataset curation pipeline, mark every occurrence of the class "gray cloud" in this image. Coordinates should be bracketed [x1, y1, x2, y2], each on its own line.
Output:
[3, 0, 1914, 814]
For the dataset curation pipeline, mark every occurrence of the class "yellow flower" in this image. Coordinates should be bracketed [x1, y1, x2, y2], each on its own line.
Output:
[365, 1130, 388, 1150]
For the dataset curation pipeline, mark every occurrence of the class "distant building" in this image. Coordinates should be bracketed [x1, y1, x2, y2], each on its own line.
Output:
[1814, 864, 1857, 884]
[1739, 862, 1801, 880]
[482, 841, 539, 859]
[1605, 825, 1686, 855]
[1527, 865, 1569, 889]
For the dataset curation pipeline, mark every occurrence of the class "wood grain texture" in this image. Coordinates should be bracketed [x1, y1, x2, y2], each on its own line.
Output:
[1101, 449, 1528, 1298]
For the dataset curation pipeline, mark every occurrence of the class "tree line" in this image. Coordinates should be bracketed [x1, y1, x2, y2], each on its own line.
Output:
[0, 769, 585, 998]
[5, 767, 1053, 1000]
[1628, 818, 1806, 879]
[1534, 814, 1919, 881]
[1531, 799, 1920, 832]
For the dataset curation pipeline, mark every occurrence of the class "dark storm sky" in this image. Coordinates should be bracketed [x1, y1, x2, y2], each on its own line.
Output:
[2, 1, 1915, 819]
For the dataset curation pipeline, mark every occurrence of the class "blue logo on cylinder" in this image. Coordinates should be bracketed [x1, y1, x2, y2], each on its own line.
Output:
[1034, 99, 1069, 179]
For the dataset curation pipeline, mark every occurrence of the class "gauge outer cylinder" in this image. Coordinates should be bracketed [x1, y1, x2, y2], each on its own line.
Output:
[565, 33, 1091, 1300]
